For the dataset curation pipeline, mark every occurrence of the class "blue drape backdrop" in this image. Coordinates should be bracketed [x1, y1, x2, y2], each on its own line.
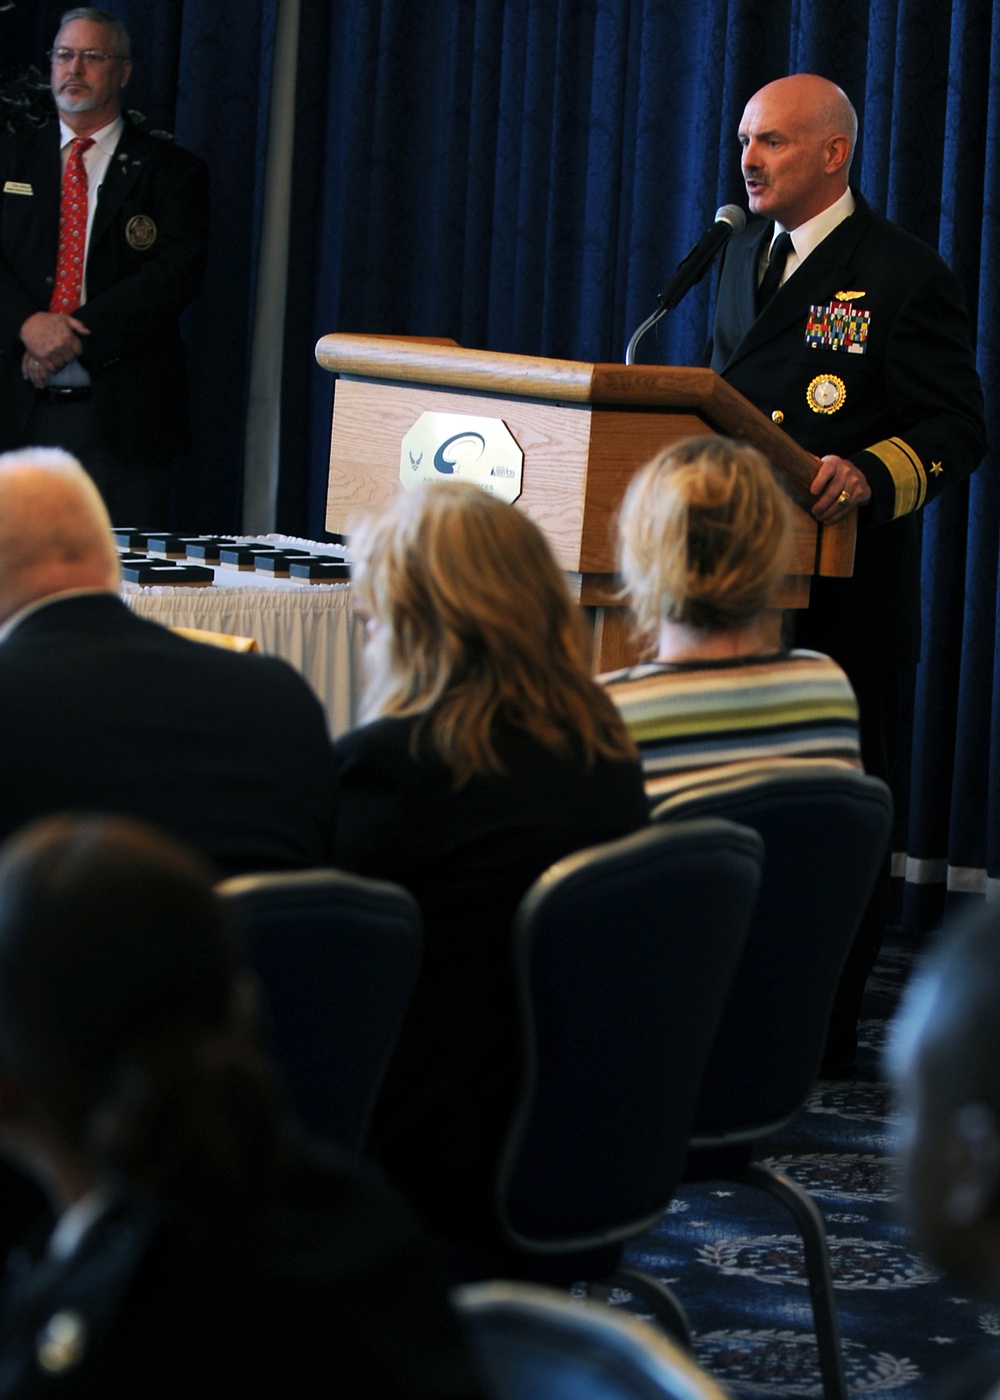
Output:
[3, 0, 996, 926]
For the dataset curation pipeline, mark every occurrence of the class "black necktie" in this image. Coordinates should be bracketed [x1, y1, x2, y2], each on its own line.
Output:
[757, 231, 793, 312]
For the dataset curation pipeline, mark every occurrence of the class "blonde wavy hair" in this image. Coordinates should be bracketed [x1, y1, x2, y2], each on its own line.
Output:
[350, 482, 635, 784]
[618, 436, 792, 644]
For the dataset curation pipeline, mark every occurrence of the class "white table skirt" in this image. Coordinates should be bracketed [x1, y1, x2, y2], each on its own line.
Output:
[121, 535, 361, 737]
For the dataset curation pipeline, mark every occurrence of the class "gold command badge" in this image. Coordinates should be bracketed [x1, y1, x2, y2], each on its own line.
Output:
[806, 374, 847, 415]
[125, 215, 157, 250]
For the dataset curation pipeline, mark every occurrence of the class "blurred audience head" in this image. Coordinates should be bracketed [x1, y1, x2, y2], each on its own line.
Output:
[349, 481, 634, 783]
[888, 904, 1000, 1302]
[0, 448, 120, 626]
[617, 436, 792, 649]
[0, 814, 278, 1209]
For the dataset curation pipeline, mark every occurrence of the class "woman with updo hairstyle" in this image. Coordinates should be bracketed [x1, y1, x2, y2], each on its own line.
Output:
[332, 480, 649, 1241]
[603, 436, 862, 805]
[0, 814, 484, 1399]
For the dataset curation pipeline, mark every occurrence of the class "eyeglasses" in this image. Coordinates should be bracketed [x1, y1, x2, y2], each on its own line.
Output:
[48, 48, 125, 67]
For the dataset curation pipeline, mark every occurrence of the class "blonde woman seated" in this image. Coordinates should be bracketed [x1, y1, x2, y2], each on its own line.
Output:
[602, 436, 862, 806]
[332, 481, 648, 1241]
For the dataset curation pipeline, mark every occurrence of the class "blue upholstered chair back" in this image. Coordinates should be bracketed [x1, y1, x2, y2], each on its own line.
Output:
[653, 762, 893, 1142]
[218, 868, 421, 1154]
[496, 819, 763, 1252]
[455, 1280, 729, 1400]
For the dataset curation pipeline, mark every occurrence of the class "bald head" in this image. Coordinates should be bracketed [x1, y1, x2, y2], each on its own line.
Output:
[751, 75, 857, 151]
[739, 74, 857, 230]
[0, 449, 120, 623]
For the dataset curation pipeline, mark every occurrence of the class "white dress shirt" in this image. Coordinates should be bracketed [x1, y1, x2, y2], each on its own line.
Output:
[760, 187, 857, 288]
[50, 114, 124, 387]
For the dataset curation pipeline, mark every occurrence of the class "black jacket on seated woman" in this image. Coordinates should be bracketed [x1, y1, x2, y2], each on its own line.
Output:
[0, 815, 483, 1400]
[332, 482, 649, 1245]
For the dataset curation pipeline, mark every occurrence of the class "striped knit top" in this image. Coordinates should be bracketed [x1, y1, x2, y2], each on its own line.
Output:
[601, 649, 862, 805]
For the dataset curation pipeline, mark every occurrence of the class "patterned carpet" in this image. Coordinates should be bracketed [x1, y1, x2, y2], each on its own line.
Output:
[614, 934, 995, 1397]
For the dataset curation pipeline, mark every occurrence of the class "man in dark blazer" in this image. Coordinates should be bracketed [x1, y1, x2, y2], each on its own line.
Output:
[0, 447, 337, 878]
[0, 8, 209, 524]
[709, 74, 987, 1068]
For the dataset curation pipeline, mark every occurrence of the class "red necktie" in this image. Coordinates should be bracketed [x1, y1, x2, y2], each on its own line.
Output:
[49, 136, 95, 314]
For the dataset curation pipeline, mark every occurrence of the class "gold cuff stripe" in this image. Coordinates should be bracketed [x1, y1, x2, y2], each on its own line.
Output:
[866, 437, 927, 518]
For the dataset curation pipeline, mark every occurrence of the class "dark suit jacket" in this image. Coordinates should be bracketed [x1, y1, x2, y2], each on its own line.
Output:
[0, 115, 209, 459]
[0, 1147, 483, 1399]
[332, 713, 650, 1239]
[710, 191, 987, 671]
[0, 593, 336, 878]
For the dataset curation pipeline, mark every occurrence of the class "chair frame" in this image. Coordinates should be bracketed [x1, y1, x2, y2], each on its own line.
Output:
[494, 819, 765, 1348]
[654, 761, 894, 1400]
[455, 1278, 730, 1400]
[218, 866, 422, 1154]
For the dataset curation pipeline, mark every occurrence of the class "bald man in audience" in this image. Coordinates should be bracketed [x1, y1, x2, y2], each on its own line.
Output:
[889, 907, 1000, 1398]
[0, 447, 336, 876]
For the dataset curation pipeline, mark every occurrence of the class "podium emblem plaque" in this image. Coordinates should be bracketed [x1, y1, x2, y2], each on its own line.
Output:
[400, 412, 523, 504]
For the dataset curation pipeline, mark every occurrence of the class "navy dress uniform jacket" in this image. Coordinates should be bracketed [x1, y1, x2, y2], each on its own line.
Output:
[710, 191, 987, 672]
[0, 116, 209, 460]
[0, 1146, 484, 1399]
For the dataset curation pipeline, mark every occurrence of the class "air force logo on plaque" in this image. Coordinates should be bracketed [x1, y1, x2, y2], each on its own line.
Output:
[400, 413, 524, 503]
[125, 215, 157, 251]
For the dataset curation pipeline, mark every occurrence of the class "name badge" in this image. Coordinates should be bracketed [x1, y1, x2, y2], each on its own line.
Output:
[3, 181, 33, 196]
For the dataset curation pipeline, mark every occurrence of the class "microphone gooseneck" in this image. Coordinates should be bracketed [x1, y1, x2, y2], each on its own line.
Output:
[657, 204, 747, 310]
[624, 205, 747, 364]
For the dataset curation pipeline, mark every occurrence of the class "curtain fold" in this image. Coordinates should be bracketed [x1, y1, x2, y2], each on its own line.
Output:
[4, 0, 996, 927]
[288, 0, 1000, 930]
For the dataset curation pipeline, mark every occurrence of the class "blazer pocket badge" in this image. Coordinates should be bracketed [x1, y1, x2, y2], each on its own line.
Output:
[3, 181, 33, 195]
[804, 300, 870, 355]
[125, 215, 157, 250]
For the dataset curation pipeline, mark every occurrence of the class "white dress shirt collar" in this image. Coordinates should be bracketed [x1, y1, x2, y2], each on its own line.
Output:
[48, 1188, 114, 1262]
[58, 112, 124, 158]
[766, 187, 857, 284]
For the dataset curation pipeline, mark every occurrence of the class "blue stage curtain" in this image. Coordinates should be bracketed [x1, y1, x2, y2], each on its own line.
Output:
[3, 0, 996, 925]
[282, 0, 998, 932]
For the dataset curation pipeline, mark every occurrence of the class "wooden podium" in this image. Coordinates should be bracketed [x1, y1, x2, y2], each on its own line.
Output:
[316, 334, 855, 670]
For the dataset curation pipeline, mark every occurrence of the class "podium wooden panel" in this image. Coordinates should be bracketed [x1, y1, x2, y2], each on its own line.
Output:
[316, 334, 856, 670]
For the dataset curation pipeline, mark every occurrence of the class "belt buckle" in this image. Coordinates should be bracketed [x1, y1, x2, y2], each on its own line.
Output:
[47, 385, 91, 403]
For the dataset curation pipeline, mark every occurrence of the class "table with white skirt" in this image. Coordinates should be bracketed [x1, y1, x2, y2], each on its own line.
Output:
[121, 535, 361, 737]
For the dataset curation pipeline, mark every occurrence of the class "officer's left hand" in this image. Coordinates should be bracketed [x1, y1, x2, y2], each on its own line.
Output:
[810, 455, 872, 523]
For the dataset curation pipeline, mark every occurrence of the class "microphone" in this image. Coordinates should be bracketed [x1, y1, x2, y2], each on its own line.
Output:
[656, 204, 747, 310]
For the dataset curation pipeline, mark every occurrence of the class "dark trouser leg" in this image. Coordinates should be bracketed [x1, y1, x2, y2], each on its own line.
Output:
[823, 668, 913, 1071]
[21, 396, 173, 526]
[86, 449, 173, 527]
